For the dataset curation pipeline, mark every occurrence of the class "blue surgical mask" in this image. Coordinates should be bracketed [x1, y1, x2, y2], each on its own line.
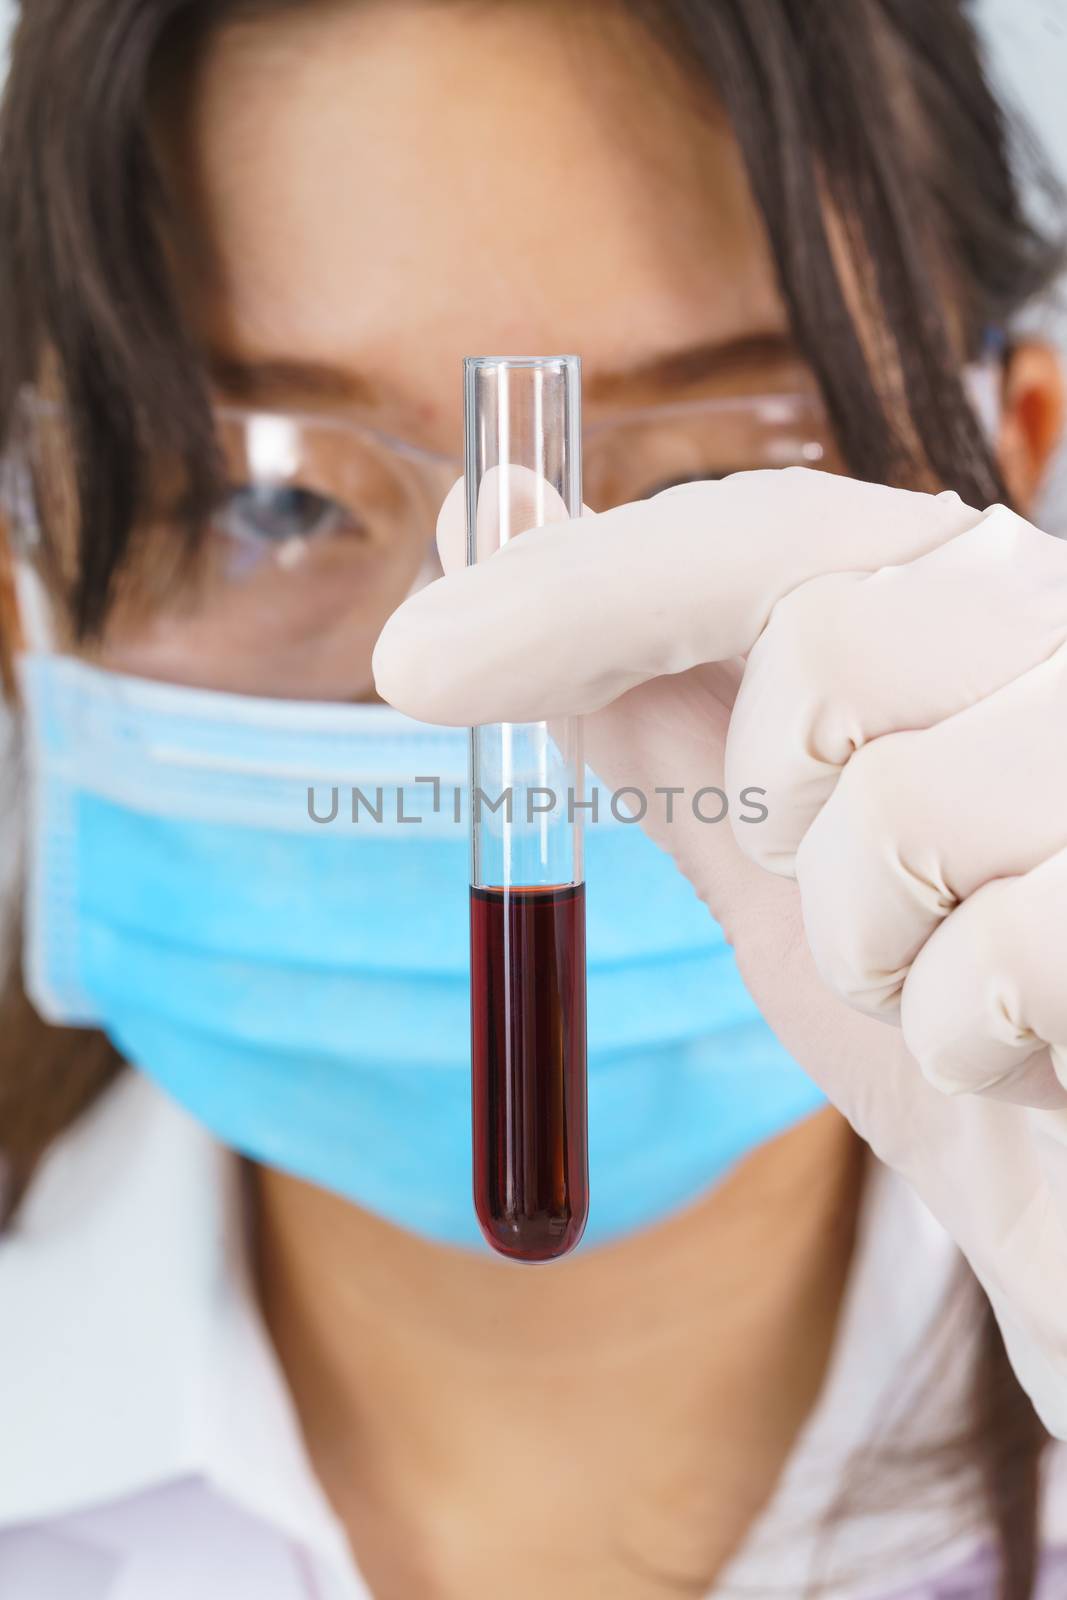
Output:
[19, 652, 825, 1250]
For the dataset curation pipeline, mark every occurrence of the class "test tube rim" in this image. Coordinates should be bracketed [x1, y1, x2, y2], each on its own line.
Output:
[463, 353, 582, 374]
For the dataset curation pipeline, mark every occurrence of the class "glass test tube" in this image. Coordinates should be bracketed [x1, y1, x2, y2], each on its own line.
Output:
[465, 355, 588, 1262]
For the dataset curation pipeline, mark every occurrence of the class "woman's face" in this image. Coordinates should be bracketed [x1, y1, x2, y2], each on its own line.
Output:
[93, 0, 1055, 697]
[98, 1, 797, 694]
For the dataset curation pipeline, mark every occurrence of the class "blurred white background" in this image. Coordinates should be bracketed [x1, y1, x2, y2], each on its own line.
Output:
[978, 0, 1067, 163]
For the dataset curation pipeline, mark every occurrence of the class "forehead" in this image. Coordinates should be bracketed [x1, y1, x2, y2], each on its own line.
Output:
[170, 0, 787, 433]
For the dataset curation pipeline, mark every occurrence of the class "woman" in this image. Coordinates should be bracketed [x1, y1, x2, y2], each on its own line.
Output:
[1, 1, 1067, 1596]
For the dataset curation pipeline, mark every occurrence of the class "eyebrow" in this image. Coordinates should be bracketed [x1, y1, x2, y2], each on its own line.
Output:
[208, 351, 378, 407]
[584, 330, 802, 403]
[208, 328, 801, 411]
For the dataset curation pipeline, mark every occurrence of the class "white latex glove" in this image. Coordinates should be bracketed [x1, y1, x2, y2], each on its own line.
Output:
[373, 467, 1067, 1437]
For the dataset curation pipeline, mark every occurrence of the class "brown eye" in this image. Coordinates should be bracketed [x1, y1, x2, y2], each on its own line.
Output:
[216, 482, 359, 546]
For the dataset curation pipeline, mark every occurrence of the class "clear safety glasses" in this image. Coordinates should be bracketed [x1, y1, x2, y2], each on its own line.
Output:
[3, 370, 998, 702]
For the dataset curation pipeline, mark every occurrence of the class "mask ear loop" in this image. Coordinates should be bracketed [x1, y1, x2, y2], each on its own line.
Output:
[0, 461, 57, 656]
[1, 389, 61, 657]
[12, 561, 57, 655]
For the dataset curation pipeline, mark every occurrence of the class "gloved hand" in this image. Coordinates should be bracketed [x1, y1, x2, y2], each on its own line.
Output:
[373, 467, 1067, 1437]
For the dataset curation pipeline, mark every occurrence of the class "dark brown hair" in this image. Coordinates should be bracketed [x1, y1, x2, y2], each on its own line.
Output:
[0, 1, 1060, 1595]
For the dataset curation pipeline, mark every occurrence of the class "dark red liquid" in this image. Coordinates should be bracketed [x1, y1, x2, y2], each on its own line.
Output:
[470, 882, 588, 1262]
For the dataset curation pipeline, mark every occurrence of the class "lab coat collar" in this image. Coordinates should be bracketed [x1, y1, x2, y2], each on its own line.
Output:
[0, 1072, 355, 1584]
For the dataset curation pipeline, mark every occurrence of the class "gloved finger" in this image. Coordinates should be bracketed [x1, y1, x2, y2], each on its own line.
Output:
[435, 467, 579, 573]
[725, 507, 1067, 874]
[795, 640, 1067, 1022]
[373, 468, 984, 726]
[900, 848, 1067, 1103]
